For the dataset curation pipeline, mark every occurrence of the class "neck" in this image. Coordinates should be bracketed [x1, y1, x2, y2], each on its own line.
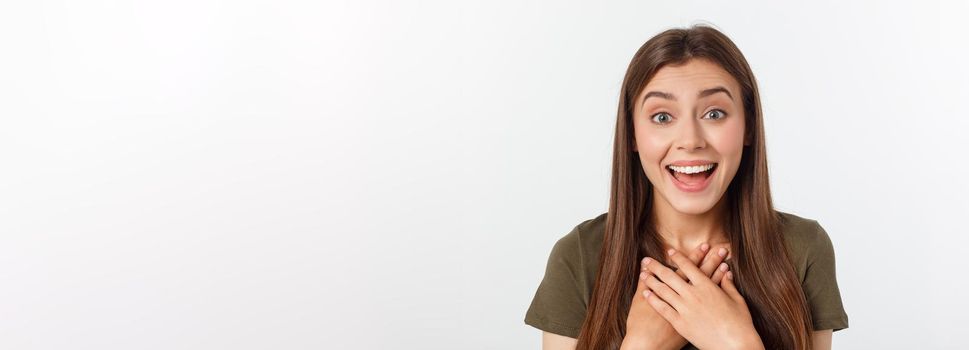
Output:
[650, 191, 730, 251]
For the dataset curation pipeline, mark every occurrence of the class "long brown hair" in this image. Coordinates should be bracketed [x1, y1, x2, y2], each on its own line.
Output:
[575, 24, 815, 349]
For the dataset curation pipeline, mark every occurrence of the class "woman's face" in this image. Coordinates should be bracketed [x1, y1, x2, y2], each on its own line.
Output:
[632, 58, 749, 215]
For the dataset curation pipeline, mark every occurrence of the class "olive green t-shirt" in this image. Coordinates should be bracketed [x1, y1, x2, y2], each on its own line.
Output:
[524, 211, 849, 347]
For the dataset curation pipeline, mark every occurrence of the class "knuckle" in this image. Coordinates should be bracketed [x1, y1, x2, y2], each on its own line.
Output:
[711, 270, 723, 281]
[706, 249, 724, 264]
[658, 269, 675, 282]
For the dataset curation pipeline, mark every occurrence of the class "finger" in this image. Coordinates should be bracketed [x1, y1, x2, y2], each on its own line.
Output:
[643, 287, 680, 325]
[676, 243, 708, 280]
[666, 249, 712, 287]
[690, 243, 708, 265]
[721, 271, 746, 304]
[642, 256, 691, 293]
[643, 270, 684, 310]
[668, 243, 705, 271]
[710, 261, 729, 284]
[699, 245, 730, 278]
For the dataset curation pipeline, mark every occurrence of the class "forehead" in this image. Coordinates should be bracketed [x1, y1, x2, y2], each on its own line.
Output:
[639, 58, 741, 99]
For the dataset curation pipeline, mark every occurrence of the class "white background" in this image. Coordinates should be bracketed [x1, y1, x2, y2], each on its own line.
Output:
[1, 1, 967, 349]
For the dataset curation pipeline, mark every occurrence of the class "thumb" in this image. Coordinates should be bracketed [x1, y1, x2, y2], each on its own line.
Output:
[721, 271, 744, 304]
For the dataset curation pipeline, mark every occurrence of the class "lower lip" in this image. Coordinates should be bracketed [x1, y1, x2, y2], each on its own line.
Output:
[668, 165, 716, 193]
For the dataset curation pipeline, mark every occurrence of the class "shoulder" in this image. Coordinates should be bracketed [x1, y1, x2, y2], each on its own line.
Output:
[777, 211, 849, 331]
[777, 210, 833, 247]
[777, 210, 824, 244]
[551, 212, 608, 260]
[546, 212, 608, 298]
[776, 210, 837, 280]
[525, 212, 609, 336]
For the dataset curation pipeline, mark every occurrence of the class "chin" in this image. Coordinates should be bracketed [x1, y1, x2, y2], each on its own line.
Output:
[654, 186, 725, 215]
[669, 196, 720, 215]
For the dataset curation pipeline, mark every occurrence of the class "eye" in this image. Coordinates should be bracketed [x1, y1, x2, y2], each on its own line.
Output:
[703, 109, 727, 120]
[651, 112, 673, 124]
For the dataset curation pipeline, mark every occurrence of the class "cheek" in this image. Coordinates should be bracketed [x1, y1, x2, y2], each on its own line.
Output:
[634, 127, 669, 160]
[709, 118, 746, 161]
[634, 128, 671, 180]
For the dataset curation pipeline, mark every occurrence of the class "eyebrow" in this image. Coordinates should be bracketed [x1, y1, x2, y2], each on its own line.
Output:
[642, 86, 734, 105]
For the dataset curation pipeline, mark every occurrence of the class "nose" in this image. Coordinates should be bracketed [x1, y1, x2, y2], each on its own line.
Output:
[674, 118, 706, 151]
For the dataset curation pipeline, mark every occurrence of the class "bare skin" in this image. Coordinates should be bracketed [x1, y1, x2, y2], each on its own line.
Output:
[640, 249, 763, 350]
[633, 59, 748, 247]
[622, 242, 732, 350]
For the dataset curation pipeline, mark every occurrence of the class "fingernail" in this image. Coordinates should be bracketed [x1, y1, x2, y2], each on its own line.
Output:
[640, 271, 647, 280]
[727, 271, 733, 279]
[644, 290, 652, 298]
[700, 243, 709, 252]
[643, 257, 652, 265]
[667, 249, 676, 256]
[719, 262, 727, 271]
[718, 247, 727, 257]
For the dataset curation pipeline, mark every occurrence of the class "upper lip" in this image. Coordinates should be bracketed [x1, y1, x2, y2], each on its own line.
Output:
[667, 160, 717, 167]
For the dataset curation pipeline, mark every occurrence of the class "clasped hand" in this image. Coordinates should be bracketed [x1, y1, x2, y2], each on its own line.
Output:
[624, 243, 763, 350]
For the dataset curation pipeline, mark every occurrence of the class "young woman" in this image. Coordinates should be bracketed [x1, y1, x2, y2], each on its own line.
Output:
[524, 25, 849, 350]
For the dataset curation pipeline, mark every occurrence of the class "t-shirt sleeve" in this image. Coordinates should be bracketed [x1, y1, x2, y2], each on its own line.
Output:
[802, 221, 850, 332]
[523, 226, 587, 338]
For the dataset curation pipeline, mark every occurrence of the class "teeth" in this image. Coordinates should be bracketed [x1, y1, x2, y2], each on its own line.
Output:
[668, 163, 716, 174]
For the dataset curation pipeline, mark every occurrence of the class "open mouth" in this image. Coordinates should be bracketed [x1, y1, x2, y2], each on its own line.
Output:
[666, 163, 717, 187]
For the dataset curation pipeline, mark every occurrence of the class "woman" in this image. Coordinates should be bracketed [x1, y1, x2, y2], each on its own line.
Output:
[524, 25, 849, 350]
